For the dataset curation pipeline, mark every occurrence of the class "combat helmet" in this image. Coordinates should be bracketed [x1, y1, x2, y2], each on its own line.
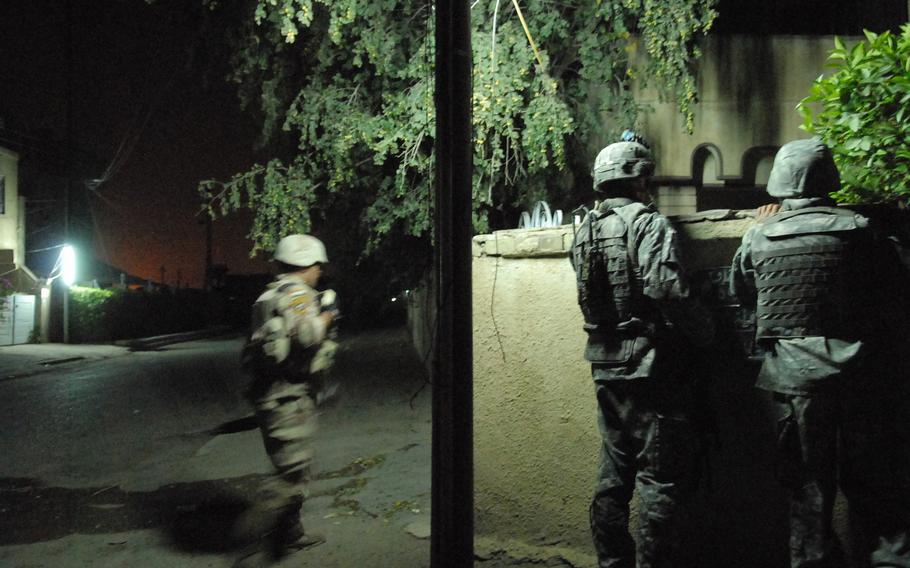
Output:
[591, 130, 655, 192]
[273, 234, 328, 267]
[766, 138, 840, 199]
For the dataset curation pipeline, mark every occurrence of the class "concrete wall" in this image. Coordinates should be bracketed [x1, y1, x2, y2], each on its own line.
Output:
[471, 214, 859, 568]
[638, 35, 848, 216]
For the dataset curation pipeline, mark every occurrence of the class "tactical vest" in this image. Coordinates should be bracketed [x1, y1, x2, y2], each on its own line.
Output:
[572, 203, 653, 330]
[750, 207, 870, 340]
[243, 277, 322, 378]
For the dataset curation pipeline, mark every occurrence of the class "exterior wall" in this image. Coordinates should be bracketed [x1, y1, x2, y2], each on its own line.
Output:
[641, 35, 849, 215]
[471, 215, 857, 567]
[0, 146, 21, 265]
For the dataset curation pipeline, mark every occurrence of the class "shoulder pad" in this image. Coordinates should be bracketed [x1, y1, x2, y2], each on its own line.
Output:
[760, 208, 866, 238]
[613, 201, 654, 229]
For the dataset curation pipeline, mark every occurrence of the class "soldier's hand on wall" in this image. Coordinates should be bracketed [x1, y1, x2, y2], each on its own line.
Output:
[755, 203, 781, 221]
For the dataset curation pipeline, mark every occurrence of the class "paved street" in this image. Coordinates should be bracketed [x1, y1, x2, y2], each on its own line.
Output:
[0, 328, 431, 567]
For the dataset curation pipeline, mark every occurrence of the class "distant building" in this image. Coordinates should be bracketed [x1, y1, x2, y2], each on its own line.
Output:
[0, 143, 39, 293]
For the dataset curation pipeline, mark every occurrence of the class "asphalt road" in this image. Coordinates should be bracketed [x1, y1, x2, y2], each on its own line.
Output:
[0, 328, 432, 567]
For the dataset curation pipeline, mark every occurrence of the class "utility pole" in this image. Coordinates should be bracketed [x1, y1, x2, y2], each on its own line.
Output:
[432, 1, 473, 567]
[205, 215, 213, 291]
[63, 0, 73, 344]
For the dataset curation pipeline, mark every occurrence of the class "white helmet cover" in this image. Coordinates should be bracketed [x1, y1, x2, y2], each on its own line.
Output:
[273, 234, 328, 267]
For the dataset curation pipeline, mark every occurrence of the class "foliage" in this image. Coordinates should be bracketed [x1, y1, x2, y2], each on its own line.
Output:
[0, 278, 13, 297]
[68, 286, 209, 343]
[69, 286, 115, 342]
[799, 25, 910, 204]
[198, 0, 716, 276]
[0, 278, 12, 319]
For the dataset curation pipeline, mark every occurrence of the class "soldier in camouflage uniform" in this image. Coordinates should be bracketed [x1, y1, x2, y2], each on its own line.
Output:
[235, 234, 339, 567]
[731, 139, 910, 568]
[571, 132, 714, 568]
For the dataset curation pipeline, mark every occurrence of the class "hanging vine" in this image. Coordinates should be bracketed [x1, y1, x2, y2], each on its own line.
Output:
[198, 0, 717, 256]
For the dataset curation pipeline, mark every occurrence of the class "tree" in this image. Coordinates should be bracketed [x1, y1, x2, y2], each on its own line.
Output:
[199, 0, 717, 282]
[799, 25, 910, 204]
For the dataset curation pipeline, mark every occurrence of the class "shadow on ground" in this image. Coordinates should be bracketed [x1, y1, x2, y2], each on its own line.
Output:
[0, 474, 262, 551]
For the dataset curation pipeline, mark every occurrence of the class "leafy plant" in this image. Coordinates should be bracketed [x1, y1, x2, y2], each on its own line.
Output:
[0, 278, 13, 321]
[198, 0, 717, 262]
[799, 25, 910, 203]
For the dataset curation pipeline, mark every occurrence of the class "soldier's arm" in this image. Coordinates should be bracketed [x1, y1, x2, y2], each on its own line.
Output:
[282, 285, 330, 348]
[633, 214, 690, 301]
[634, 214, 715, 347]
[729, 228, 758, 307]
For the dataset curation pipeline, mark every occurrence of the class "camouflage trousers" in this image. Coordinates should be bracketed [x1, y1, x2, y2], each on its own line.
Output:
[772, 386, 910, 568]
[241, 378, 318, 547]
[590, 377, 698, 568]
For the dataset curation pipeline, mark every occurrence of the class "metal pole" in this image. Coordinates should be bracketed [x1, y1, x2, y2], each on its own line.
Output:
[432, 1, 473, 567]
[63, 287, 70, 344]
[205, 215, 213, 291]
[64, 0, 72, 344]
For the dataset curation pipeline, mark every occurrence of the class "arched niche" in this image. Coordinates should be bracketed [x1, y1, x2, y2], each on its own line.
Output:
[740, 146, 779, 187]
[691, 143, 725, 186]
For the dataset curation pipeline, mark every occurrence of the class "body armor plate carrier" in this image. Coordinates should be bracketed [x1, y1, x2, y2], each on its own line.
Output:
[572, 203, 656, 331]
[751, 207, 871, 340]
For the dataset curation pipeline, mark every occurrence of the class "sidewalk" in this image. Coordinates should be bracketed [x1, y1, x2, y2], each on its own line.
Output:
[0, 327, 235, 381]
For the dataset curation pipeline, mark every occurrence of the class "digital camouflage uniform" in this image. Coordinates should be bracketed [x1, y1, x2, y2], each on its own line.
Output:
[237, 271, 335, 561]
[572, 194, 713, 568]
[731, 139, 910, 568]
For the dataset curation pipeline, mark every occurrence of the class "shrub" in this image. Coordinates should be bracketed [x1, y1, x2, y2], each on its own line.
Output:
[68, 286, 211, 343]
[799, 25, 910, 204]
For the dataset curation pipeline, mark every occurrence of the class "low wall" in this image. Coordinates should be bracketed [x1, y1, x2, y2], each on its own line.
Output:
[471, 210, 856, 568]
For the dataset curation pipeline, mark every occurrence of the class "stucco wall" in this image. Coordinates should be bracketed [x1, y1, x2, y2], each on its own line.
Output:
[624, 35, 854, 219]
[471, 213, 861, 568]
[639, 35, 842, 181]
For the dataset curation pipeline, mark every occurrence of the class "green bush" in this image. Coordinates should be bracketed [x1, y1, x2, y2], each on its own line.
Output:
[799, 25, 910, 204]
[69, 287, 115, 343]
[68, 287, 211, 343]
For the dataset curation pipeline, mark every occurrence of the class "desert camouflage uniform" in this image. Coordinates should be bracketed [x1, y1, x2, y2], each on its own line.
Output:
[238, 273, 333, 557]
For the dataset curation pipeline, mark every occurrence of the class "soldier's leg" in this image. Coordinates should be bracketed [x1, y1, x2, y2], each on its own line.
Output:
[634, 378, 697, 568]
[773, 393, 843, 568]
[239, 381, 319, 556]
[838, 381, 910, 568]
[591, 381, 638, 568]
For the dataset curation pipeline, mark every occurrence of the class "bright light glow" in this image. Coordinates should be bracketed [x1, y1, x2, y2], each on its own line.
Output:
[61, 245, 76, 287]
[40, 286, 50, 299]
[390, 297, 398, 303]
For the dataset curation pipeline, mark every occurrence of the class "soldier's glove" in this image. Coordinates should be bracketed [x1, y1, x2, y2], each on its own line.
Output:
[319, 289, 341, 318]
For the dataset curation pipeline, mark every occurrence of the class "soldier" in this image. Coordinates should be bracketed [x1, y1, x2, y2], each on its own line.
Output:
[730, 139, 910, 568]
[234, 234, 339, 567]
[571, 131, 713, 568]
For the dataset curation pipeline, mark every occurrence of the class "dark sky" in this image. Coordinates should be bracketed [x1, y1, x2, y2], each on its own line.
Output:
[0, 0, 270, 288]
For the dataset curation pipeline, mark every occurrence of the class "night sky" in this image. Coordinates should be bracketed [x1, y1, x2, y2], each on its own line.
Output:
[0, 1, 270, 288]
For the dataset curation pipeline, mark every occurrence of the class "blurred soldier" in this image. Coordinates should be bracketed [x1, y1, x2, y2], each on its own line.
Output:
[731, 139, 910, 568]
[235, 234, 339, 567]
[571, 131, 714, 568]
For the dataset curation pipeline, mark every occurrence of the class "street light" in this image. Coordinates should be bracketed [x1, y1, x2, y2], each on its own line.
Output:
[61, 245, 76, 287]
[60, 244, 76, 343]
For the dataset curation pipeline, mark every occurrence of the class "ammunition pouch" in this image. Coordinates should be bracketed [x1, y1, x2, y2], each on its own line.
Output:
[583, 322, 659, 365]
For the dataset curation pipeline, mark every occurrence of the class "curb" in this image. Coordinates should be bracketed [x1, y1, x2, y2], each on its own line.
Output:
[116, 326, 237, 351]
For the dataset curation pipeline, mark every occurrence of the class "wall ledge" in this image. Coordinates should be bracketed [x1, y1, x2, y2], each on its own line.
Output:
[472, 209, 758, 259]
